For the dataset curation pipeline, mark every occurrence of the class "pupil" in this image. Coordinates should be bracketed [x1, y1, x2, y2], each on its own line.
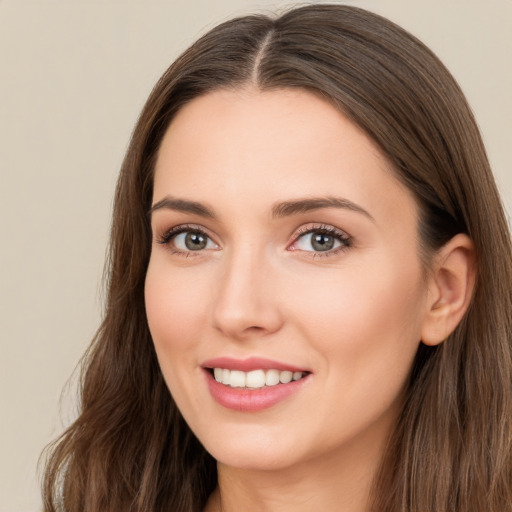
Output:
[312, 233, 334, 251]
[185, 232, 207, 250]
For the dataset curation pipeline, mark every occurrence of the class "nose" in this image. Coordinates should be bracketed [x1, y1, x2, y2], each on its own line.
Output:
[211, 246, 284, 341]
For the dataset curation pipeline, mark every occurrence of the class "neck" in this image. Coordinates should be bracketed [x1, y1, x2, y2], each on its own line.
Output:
[205, 424, 390, 512]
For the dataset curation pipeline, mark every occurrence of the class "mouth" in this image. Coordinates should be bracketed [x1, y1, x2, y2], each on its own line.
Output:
[207, 367, 309, 389]
[201, 357, 312, 411]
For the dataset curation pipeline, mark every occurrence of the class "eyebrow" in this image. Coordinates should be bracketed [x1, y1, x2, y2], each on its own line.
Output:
[149, 195, 374, 222]
[271, 196, 375, 222]
[149, 197, 216, 218]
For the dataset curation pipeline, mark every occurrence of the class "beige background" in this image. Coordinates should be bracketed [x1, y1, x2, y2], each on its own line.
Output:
[1, 1, 510, 510]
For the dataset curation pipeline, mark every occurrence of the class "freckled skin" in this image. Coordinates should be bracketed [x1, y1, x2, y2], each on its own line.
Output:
[145, 88, 429, 511]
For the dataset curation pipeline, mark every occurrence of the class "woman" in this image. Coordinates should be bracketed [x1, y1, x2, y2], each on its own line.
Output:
[42, 4, 512, 511]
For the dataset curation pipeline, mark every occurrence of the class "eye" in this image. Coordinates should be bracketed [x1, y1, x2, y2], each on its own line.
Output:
[295, 231, 342, 252]
[157, 225, 219, 254]
[289, 225, 351, 254]
[173, 231, 217, 251]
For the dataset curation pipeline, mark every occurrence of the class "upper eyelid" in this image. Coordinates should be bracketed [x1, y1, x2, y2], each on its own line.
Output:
[288, 224, 353, 254]
[155, 223, 218, 244]
[154, 222, 352, 248]
[158, 223, 211, 234]
[292, 223, 351, 240]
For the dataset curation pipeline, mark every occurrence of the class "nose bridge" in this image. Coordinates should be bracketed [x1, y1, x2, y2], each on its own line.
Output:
[212, 242, 282, 339]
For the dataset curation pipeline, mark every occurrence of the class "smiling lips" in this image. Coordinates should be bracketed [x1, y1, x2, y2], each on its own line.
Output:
[213, 368, 305, 388]
[202, 357, 311, 411]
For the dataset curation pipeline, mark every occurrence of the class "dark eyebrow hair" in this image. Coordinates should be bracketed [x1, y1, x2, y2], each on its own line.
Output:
[272, 196, 374, 222]
[149, 197, 216, 218]
[149, 195, 374, 222]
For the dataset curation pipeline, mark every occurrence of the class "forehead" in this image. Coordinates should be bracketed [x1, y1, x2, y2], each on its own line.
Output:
[153, 87, 417, 226]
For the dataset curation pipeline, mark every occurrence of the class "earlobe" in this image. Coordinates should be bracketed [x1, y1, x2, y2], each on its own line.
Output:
[421, 234, 477, 346]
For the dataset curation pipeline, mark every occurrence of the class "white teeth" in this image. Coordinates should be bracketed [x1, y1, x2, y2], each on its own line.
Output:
[279, 371, 293, 384]
[212, 368, 306, 389]
[230, 370, 246, 388]
[246, 369, 266, 388]
[265, 369, 280, 386]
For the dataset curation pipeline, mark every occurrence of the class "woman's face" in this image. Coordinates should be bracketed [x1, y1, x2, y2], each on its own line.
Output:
[145, 88, 429, 472]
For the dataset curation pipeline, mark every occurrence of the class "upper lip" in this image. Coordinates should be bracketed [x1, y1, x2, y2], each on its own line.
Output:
[201, 356, 310, 373]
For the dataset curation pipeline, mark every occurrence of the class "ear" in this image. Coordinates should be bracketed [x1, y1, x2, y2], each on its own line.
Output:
[421, 234, 476, 346]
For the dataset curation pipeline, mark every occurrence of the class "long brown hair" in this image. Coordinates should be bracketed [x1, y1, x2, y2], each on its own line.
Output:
[42, 5, 512, 511]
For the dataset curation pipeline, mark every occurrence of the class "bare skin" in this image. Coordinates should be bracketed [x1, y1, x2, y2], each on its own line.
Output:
[145, 88, 475, 512]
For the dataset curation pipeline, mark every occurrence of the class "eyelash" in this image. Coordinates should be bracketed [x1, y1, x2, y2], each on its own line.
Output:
[156, 224, 215, 256]
[155, 223, 352, 258]
[291, 224, 352, 258]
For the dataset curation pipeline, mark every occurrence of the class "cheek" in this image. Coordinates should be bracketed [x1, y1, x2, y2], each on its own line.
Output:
[278, 258, 426, 446]
[287, 254, 425, 389]
[293, 255, 422, 328]
[144, 259, 211, 364]
[144, 259, 218, 427]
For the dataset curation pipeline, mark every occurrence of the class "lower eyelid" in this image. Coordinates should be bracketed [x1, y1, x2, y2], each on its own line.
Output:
[290, 226, 352, 252]
[294, 233, 343, 251]
[310, 245, 349, 258]
[156, 226, 221, 256]
[155, 224, 351, 257]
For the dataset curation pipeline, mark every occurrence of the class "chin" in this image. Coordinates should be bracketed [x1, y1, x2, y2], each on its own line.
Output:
[199, 426, 307, 472]
[211, 447, 301, 472]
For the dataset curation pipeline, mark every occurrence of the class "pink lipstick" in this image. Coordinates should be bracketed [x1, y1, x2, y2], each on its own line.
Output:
[202, 357, 311, 412]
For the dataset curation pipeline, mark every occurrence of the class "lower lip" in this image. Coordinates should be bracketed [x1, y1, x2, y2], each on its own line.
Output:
[204, 370, 310, 412]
